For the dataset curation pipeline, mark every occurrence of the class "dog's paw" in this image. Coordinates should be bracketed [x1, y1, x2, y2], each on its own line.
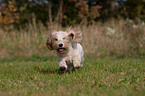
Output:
[74, 65, 81, 69]
[59, 66, 66, 71]
[75, 66, 80, 69]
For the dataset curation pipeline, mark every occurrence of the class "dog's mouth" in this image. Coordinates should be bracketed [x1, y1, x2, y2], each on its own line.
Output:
[57, 48, 66, 53]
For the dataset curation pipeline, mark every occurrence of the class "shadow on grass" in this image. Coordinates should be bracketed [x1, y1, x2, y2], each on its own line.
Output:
[35, 67, 75, 75]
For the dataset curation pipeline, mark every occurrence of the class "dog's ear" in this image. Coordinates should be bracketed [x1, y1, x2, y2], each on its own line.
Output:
[46, 31, 56, 50]
[46, 36, 53, 50]
[67, 29, 82, 43]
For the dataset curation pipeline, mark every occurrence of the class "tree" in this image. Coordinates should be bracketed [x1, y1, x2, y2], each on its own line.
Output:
[48, 0, 52, 23]
[0, 0, 19, 29]
[122, 0, 145, 19]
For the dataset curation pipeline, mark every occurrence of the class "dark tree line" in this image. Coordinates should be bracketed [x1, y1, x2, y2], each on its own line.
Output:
[0, 0, 144, 27]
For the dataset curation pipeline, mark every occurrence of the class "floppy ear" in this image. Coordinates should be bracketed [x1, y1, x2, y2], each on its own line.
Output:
[46, 36, 53, 50]
[67, 29, 82, 43]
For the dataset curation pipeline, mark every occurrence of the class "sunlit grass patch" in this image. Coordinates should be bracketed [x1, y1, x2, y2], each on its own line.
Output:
[0, 55, 145, 96]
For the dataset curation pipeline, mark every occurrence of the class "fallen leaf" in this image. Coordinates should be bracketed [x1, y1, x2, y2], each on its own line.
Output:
[117, 79, 124, 83]
[120, 72, 126, 75]
[104, 69, 108, 72]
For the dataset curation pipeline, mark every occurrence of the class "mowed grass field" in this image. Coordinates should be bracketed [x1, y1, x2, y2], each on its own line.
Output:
[0, 55, 145, 96]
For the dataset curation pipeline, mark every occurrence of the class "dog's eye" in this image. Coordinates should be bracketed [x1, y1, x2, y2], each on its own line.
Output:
[63, 38, 66, 40]
[55, 38, 58, 41]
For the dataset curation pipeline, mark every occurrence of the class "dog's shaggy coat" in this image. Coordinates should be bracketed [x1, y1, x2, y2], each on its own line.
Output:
[46, 28, 84, 71]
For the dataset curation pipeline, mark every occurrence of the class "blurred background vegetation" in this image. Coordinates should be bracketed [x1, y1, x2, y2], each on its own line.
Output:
[0, 0, 144, 28]
[0, 0, 145, 58]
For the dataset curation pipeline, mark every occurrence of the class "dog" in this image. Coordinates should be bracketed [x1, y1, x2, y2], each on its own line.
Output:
[46, 28, 84, 71]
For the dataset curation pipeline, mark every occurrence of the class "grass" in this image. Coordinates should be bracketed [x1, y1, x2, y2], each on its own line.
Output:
[0, 55, 145, 96]
[0, 19, 145, 95]
[0, 20, 145, 58]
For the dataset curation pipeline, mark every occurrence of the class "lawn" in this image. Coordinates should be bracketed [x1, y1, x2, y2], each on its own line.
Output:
[0, 55, 145, 96]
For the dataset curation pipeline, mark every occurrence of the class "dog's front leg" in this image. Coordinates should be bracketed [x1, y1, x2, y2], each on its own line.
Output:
[73, 56, 81, 69]
[59, 58, 67, 71]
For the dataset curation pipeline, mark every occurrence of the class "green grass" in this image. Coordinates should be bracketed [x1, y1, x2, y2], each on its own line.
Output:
[0, 55, 145, 96]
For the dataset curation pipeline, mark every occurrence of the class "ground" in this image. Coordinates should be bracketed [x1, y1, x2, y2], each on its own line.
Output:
[0, 55, 145, 96]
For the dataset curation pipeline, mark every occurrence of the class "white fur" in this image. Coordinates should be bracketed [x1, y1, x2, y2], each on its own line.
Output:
[47, 30, 84, 71]
[57, 42, 84, 70]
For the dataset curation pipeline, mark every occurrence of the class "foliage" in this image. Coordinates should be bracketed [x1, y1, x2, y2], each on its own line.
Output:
[75, 1, 101, 24]
[89, 5, 102, 23]
[0, 0, 144, 27]
[96, 0, 115, 20]
[117, 0, 145, 19]
[0, 0, 19, 29]
[75, 1, 89, 19]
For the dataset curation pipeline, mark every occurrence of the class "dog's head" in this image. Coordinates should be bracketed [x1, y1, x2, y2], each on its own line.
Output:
[46, 28, 82, 54]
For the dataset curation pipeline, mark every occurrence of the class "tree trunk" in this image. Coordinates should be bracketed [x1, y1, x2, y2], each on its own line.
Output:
[32, 13, 37, 32]
[59, 0, 63, 24]
[55, 0, 63, 24]
[48, 0, 52, 23]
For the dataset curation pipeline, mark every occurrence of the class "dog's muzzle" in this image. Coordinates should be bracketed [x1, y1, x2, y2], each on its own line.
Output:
[57, 43, 65, 53]
[57, 48, 66, 53]
[59, 43, 63, 47]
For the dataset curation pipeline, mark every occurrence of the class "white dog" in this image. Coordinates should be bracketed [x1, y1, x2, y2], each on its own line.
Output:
[46, 28, 84, 71]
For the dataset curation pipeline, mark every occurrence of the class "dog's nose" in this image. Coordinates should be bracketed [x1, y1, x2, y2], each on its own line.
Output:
[59, 43, 63, 47]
